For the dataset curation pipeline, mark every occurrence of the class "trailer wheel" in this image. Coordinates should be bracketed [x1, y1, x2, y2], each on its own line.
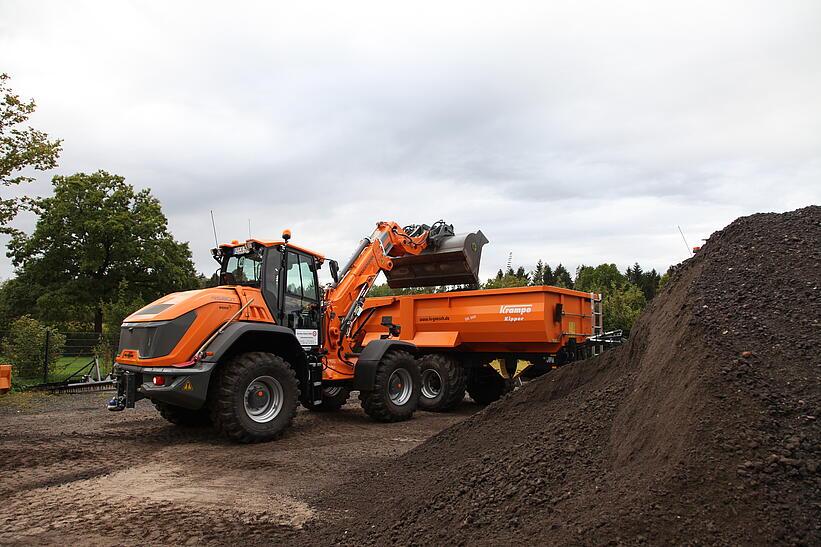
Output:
[154, 402, 211, 427]
[302, 386, 351, 411]
[466, 365, 512, 406]
[359, 350, 420, 422]
[417, 354, 466, 412]
[209, 352, 300, 443]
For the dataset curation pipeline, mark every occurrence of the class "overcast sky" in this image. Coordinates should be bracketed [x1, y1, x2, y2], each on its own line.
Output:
[1, 0, 819, 283]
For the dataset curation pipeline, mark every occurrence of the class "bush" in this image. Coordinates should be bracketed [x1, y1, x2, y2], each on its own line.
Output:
[1, 315, 65, 379]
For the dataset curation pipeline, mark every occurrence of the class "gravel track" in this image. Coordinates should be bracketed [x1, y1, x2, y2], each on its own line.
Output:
[0, 392, 474, 546]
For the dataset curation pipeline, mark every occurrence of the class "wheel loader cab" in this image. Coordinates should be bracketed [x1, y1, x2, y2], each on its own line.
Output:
[217, 239, 323, 342]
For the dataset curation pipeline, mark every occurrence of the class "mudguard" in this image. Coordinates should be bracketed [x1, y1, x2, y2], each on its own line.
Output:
[352, 339, 417, 391]
[200, 322, 304, 364]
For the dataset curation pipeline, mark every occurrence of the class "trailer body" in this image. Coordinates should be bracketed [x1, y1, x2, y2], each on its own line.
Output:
[359, 285, 602, 362]
[351, 285, 602, 410]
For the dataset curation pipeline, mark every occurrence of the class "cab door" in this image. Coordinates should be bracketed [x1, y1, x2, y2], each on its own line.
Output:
[281, 250, 322, 348]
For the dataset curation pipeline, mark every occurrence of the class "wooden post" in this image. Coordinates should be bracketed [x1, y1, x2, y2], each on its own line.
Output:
[43, 329, 51, 384]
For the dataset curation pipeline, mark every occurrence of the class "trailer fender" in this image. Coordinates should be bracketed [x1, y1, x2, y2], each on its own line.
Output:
[353, 340, 417, 391]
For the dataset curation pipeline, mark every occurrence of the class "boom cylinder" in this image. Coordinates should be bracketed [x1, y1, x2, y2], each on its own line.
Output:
[337, 237, 370, 282]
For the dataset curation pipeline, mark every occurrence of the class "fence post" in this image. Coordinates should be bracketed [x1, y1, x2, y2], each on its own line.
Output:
[43, 329, 51, 384]
[110, 336, 117, 375]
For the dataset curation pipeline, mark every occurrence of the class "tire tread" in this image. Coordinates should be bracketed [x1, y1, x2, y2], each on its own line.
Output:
[209, 352, 300, 443]
[359, 350, 419, 422]
[418, 353, 466, 412]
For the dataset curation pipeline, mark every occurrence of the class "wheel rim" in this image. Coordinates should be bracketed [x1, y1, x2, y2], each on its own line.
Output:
[323, 386, 342, 397]
[421, 368, 443, 400]
[244, 375, 284, 423]
[388, 368, 413, 406]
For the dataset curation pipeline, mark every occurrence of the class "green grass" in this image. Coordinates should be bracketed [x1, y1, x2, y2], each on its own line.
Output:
[5, 355, 109, 389]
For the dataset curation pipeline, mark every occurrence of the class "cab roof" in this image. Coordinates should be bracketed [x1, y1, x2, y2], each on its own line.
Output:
[219, 238, 325, 263]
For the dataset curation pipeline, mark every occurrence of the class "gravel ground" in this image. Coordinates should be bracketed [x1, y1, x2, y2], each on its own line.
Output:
[0, 391, 474, 546]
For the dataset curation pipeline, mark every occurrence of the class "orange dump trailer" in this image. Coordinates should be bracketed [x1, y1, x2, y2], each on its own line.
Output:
[356, 286, 603, 409]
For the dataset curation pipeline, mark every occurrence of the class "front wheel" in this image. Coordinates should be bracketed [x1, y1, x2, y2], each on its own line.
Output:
[210, 352, 300, 443]
[359, 350, 420, 422]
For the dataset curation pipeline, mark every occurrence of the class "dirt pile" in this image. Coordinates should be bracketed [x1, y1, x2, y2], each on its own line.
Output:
[316, 206, 820, 545]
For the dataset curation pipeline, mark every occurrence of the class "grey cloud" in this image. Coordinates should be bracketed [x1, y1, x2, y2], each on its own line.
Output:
[0, 0, 819, 281]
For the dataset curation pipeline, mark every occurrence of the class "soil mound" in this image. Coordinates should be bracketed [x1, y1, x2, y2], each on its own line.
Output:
[316, 206, 820, 545]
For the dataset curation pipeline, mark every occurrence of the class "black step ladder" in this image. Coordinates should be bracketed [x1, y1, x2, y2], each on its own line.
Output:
[307, 360, 324, 406]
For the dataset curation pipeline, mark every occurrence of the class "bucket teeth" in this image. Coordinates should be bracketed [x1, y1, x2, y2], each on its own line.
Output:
[385, 231, 488, 288]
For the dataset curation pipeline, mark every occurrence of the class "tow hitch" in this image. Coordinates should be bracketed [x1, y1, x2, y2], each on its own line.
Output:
[107, 395, 126, 411]
[107, 370, 140, 411]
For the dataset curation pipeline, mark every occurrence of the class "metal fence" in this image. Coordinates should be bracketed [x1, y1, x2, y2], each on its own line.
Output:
[0, 330, 119, 388]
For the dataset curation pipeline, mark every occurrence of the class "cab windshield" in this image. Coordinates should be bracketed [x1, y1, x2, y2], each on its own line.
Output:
[223, 254, 262, 286]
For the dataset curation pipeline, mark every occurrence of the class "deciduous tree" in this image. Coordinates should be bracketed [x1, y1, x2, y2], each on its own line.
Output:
[574, 263, 625, 293]
[0, 73, 62, 233]
[7, 171, 198, 332]
[602, 283, 646, 334]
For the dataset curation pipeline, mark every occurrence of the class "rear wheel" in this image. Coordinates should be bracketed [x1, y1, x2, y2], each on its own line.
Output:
[302, 385, 351, 411]
[359, 350, 420, 422]
[154, 402, 211, 427]
[466, 365, 512, 406]
[418, 354, 466, 412]
[210, 352, 299, 443]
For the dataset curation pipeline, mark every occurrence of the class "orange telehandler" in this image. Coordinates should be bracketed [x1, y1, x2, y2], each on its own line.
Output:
[108, 220, 600, 443]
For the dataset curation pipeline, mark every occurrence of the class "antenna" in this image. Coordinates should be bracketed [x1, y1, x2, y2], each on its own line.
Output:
[677, 225, 693, 256]
[248, 218, 252, 239]
[506, 252, 513, 272]
[210, 210, 219, 247]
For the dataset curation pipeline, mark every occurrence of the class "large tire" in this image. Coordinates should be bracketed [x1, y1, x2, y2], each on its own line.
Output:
[359, 350, 420, 422]
[209, 352, 300, 443]
[154, 402, 211, 427]
[302, 385, 351, 411]
[417, 354, 466, 412]
[466, 365, 512, 406]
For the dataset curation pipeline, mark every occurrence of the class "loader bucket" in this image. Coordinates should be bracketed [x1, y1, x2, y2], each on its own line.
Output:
[386, 230, 489, 288]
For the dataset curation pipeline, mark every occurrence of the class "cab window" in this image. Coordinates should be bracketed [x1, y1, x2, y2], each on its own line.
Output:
[282, 251, 320, 331]
[286, 253, 303, 297]
[285, 252, 318, 300]
[223, 253, 261, 286]
[299, 257, 318, 301]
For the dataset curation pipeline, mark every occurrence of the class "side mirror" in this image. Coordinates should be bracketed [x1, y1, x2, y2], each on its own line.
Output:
[329, 259, 340, 284]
